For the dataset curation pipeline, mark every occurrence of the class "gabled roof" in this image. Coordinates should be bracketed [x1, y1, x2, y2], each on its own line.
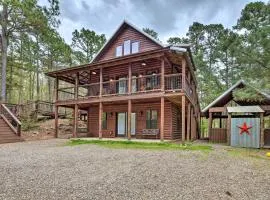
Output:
[91, 20, 164, 63]
[202, 80, 270, 114]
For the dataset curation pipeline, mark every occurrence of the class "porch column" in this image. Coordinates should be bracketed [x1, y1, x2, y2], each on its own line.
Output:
[73, 104, 78, 137]
[128, 63, 132, 94]
[161, 57, 165, 91]
[55, 105, 58, 138]
[227, 113, 231, 145]
[99, 68, 103, 97]
[87, 107, 91, 137]
[98, 102, 103, 139]
[181, 95, 186, 143]
[208, 112, 213, 138]
[160, 97, 165, 141]
[127, 99, 132, 140]
[182, 58, 186, 91]
[54, 77, 59, 138]
[260, 113, 264, 147]
[187, 103, 191, 141]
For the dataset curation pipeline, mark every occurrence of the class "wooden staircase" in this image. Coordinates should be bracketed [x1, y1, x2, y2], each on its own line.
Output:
[0, 104, 22, 144]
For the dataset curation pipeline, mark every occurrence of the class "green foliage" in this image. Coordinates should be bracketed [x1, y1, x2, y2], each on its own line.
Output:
[71, 28, 106, 64]
[21, 118, 39, 131]
[143, 27, 159, 40]
[233, 87, 265, 102]
[67, 139, 213, 151]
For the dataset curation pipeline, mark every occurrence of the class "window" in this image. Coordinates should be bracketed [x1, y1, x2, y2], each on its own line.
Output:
[102, 112, 107, 129]
[131, 41, 139, 53]
[124, 40, 131, 55]
[116, 45, 122, 57]
[146, 110, 158, 129]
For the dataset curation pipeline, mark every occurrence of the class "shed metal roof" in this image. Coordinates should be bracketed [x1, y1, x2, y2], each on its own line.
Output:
[227, 106, 264, 113]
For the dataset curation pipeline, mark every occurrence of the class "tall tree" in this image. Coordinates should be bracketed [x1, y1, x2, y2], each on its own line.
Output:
[71, 28, 106, 64]
[143, 28, 159, 40]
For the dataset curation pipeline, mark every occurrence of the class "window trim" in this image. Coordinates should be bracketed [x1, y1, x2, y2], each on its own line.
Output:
[123, 40, 131, 55]
[102, 112, 108, 130]
[116, 45, 123, 57]
[131, 41, 139, 54]
[146, 109, 158, 129]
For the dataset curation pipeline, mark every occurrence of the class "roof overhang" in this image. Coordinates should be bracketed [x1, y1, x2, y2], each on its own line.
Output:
[227, 106, 264, 113]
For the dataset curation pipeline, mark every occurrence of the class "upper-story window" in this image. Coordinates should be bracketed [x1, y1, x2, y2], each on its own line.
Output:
[116, 45, 123, 57]
[115, 40, 140, 57]
[131, 41, 139, 53]
[124, 40, 131, 55]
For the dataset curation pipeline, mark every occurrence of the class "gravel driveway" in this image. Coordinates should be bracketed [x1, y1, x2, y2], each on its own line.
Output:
[0, 139, 269, 200]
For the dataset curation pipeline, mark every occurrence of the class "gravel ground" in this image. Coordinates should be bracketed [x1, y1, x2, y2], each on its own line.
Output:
[0, 139, 270, 200]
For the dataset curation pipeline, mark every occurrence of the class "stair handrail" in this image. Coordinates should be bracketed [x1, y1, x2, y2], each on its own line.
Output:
[0, 103, 22, 136]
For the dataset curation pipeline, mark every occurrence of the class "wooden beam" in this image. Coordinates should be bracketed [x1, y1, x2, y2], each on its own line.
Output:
[98, 102, 103, 139]
[161, 57, 165, 91]
[260, 113, 264, 147]
[227, 113, 231, 145]
[181, 96, 186, 143]
[182, 58, 186, 91]
[160, 97, 165, 141]
[99, 68, 103, 97]
[55, 105, 58, 138]
[127, 99, 132, 140]
[128, 63, 132, 94]
[73, 104, 78, 137]
[208, 112, 213, 137]
[75, 73, 79, 99]
[187, 103, 191, 141]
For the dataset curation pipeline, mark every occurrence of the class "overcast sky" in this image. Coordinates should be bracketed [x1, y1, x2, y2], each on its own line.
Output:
[42, 0, 267, 44]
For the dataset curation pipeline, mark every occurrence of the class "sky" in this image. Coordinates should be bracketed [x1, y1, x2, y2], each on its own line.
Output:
[41, 0, 267, 44]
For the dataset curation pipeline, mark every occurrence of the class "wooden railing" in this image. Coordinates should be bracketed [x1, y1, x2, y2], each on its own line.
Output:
[0, 103, 21, 136]
[56, 73, 196, 101]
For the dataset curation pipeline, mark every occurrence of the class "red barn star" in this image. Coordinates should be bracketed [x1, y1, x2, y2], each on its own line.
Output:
[237, 122, 252, 135]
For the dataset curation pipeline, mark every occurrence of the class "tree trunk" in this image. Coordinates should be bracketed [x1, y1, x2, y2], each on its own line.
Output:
[1, 4, 8, 102]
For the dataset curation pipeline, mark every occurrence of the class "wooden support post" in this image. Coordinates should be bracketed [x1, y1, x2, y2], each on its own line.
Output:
[187, 103, 191, 141]
[98, 102, 103, 139]
[99, 68, 103, 97]
[128, 63, 132, 94]
[181, 96, 186, 143]
[160, 97, 165, 141]
[127, 99, 132, 140]
[260, 113, 264, 147]
[55, 105, 58, 138]
[55, 77, 59, 102]
[182, 58, 186, 91]
[75, 73, 79, 99]
[227, 113, 231, 145]
[208, 112, 213, 138]
[73, 104, 78, 138]
[161, 58, 165, 91]
[87, 107, 91, 137]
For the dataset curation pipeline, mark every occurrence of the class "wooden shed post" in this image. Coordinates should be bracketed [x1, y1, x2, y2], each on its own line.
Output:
[260, 113, 264, 147]
[181, 96, 186, 143]
[160, 97, 165, 141]
[127, 99, 132, 140]
[161, 57, 165, 91]
[208, 112, 213, 138]
[98, 102, 103, 139]
[54, 77, 59, 138]
[227, 113, 231, 145]
[187, 103, 191, 141]
[73, 104, 78, 138]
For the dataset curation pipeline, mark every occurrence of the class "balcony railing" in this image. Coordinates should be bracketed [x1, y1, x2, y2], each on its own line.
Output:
[57, 73, 191, 101]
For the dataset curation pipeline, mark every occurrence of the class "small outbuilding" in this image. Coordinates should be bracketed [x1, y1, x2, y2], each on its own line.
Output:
[202, 80, 270, 148]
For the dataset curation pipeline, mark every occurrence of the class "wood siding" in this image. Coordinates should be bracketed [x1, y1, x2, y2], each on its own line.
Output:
[209, 128, 227, 143]
[171, 104, 181, 140]
[88, 101, 173, 139]
[96, 26, 162, 62]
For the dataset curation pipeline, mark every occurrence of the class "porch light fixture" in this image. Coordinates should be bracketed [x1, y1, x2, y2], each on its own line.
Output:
[91, 71, 96, 75]
[141, 62, 146, 66]
[139, 74, 143, 77]
[110, 78, 114, 82]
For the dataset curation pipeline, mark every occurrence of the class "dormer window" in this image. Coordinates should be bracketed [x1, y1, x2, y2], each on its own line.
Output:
[124, 40, 131, 55]
[132, 42, 139, 53]
[116, 45, 122, 57]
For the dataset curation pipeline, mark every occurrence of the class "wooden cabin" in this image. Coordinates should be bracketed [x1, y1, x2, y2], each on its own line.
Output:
[46, 21, 200, 141]
[202, 80, 270, 148]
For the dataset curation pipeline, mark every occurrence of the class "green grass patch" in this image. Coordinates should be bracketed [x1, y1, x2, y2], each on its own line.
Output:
[227, 148, 270, 160]
[67, 139, 212, 151]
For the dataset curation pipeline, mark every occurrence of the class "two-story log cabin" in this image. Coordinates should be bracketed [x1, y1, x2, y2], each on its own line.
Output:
[46, 21, 200, 141]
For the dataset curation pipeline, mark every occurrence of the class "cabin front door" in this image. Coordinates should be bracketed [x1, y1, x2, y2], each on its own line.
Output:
[117, 112, 136, 137]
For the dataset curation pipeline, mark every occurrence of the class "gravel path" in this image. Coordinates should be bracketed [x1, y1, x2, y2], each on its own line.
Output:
[0, 139, 269, 200]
